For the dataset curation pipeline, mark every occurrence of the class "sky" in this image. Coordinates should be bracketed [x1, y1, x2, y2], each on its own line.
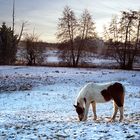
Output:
[0, 0, 140, 42]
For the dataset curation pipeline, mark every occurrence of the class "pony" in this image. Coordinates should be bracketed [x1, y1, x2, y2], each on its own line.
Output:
[74, 82, 125, 122]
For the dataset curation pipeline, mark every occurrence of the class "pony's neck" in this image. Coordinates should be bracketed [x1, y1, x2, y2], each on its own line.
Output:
[77, 97, 85, 108]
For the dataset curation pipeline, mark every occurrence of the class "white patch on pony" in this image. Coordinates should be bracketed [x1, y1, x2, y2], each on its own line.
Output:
[76, 82, 113, 104]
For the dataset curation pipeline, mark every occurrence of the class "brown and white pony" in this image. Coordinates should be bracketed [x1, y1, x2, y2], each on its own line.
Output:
[74, 82, 125, 122]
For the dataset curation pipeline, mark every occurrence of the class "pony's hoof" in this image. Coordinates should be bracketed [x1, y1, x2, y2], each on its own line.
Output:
[119, 119, 124, 122]
[93, 117, 97, 121]
[82, 118, 87, 121]
[93, 116, 97, 120]
[108, 118, 115, 122]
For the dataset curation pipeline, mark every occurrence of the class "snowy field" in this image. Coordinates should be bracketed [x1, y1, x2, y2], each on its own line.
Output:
[0, 66, 140, 140]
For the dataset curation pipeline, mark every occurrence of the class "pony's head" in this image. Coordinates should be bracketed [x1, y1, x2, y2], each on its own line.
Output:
[74, 102, 85, 121]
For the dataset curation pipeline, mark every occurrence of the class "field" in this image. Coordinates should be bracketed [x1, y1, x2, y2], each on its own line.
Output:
[0, 66, 140, 140]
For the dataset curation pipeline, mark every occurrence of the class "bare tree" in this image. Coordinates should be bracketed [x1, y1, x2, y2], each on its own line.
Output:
[12, 0, 26, 44]
[57, 6, 78, 66]
[57, 7, 97, 67]
[104, 10, 140, 69]
[75, 9, 96, 66]
[133, 10, 140, 66]
[24, 32, 45, 66]
[12, 0, 15, 34]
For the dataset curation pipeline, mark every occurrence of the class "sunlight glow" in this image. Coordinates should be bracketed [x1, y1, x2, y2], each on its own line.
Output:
[0, 0, 139, 42]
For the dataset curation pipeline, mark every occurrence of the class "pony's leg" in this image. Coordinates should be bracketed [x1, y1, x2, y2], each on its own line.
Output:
[82, 102, 90, 121]
[91, 101, 97, 120]
[112, 92, 124, 122]
[111, 101, 118, 121]
[118, 107, 124, 122]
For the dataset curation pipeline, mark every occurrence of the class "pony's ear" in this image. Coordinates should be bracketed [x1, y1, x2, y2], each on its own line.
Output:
[74, 105, 77, 108]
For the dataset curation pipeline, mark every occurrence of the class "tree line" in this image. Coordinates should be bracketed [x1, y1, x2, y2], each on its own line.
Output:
[0, 4, 140, 69]
[104, 10, 140, 69]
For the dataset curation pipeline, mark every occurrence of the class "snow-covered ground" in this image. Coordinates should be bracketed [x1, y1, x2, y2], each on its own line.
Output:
[0, 66, 140, 140]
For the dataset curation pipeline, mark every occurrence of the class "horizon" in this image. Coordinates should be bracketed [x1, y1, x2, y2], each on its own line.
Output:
[0, 0, 140, 43]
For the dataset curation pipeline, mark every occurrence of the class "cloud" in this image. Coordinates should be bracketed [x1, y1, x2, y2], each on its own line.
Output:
[0, 0, 140, 42]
